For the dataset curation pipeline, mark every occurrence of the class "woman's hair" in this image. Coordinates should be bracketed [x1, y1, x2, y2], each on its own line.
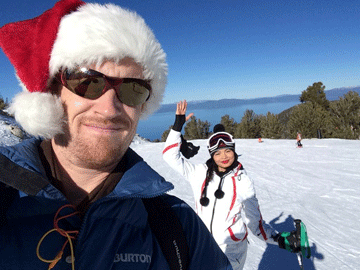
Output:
[205, 158, 216, 183]
[204, 150, 239, 185]
[200, 151, 240, 206]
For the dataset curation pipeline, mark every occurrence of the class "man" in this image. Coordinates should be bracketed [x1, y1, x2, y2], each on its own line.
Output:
[0, 1, 232, 269]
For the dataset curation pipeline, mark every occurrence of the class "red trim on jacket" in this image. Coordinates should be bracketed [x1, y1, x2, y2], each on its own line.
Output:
[228, 224, 248, 242]
[162, 143, 179, 154]
[226, 164, 242, 220]
[258, 210, 267, 240]
[228, 227, 241, 242]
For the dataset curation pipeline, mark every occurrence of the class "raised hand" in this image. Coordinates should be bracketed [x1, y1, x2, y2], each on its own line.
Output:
[176, 100, 194, 121]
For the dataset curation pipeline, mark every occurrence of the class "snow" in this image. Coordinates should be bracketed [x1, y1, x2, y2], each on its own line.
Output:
[0, 113, 28, 146]
[131, 138, 360, 270]
[1, 113, 359, 269]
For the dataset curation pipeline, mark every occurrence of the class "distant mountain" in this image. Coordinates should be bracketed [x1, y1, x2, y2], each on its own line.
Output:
[156, 86, 360, 114]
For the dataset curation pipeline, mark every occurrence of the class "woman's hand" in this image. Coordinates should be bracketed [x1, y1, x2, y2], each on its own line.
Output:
[176, 100, 194, 121]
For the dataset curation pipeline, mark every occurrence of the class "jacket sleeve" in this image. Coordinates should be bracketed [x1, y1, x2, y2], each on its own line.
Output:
[164, 195, 233, 270]
[239, 174, 278, 245]
[162, 129, 198, 179]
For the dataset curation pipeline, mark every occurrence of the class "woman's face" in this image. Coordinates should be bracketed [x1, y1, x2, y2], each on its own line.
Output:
[213, 148, 235, 172]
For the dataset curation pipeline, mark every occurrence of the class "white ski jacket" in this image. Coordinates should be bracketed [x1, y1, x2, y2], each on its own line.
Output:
[163, 130, 278, 247]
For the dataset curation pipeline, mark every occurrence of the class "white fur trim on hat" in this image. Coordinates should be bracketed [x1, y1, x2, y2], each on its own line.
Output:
[8, 91, 65, 139]
[50, 3, 168, 120]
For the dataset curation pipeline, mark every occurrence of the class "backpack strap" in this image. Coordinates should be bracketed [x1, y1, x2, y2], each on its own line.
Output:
[0, 154, 49, 227]
[0, 154, 48, 196]
[142, 196, 190, 270]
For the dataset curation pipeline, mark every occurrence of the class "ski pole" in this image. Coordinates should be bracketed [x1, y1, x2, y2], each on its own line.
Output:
[296, 252, 304, 270]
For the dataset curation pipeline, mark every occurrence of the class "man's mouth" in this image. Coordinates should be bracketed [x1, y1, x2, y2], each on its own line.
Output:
[84, 124, 122, 132]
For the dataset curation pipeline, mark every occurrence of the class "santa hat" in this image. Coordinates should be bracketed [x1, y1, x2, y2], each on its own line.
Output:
[0, 0, 167, 139]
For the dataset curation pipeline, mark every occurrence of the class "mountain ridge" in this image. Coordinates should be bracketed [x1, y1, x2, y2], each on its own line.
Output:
[157, 86, 360, 113]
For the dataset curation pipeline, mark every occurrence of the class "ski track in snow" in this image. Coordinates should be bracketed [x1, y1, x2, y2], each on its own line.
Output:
[1, 113, 359, 270]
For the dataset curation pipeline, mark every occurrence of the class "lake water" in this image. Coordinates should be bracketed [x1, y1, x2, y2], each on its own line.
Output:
[137, 101, 299, 140]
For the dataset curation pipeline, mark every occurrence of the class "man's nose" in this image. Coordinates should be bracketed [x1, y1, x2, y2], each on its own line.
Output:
[92, 88, 123, 117]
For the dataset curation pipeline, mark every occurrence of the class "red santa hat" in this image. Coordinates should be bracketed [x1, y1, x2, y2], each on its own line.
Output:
[0, 0, 167, 139]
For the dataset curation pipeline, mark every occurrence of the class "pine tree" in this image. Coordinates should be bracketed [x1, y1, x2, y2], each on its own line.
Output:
[260, 112, 283, 139]
[329, 91, 360, 139]
[220, 114, 236, 136]
[300, 82, 330, 110]
[160, 125, 173, 142]
[287, 103, 331, 138]
[235, 109, 261, 138]
[0, 96, 7, 110]
[184, 116, 211, 139]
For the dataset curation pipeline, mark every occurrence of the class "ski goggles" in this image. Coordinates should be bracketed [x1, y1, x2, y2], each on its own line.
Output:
[207, 132, 235, 154]
[56, 68, 151, 106]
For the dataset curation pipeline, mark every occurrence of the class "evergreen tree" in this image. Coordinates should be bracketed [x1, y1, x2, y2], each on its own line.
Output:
[184, 116, 211, 139]
[0, 96, 7, 110]
[300, 82, 330, 110]
[287, 103, 331, 138]
[160, 125, 173, 142]
[234, 109, 261, 138]
[329, 91, 360, 139]
[260, 112, 283, 139]
[220, 114, 236, 135]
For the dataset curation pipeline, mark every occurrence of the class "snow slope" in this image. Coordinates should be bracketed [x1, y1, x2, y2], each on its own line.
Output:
[131, 138, 360, 270]
[1, 113, 359, 269]
[0, 113, 28, 147]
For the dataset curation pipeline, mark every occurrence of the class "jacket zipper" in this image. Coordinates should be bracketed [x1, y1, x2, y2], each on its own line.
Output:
[209, 175, 225, 235]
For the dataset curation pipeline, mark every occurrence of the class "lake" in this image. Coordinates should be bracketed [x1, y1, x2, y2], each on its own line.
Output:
[137, 101, 299, 141]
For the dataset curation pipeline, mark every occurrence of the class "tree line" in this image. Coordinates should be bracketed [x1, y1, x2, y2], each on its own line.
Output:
[0, 96, 9, 116]
[0, 96, 8, 111]
[161, 82, 360, 141]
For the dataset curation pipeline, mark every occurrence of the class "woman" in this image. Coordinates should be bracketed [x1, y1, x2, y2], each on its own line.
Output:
[163, 101, 295, 270]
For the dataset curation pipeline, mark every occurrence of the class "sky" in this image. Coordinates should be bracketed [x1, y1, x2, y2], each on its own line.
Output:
[0, 0, 359, 104]
[1, 112, 359, 269]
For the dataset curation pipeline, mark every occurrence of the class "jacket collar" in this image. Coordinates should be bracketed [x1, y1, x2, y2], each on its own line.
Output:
[0, 137, 173, 200]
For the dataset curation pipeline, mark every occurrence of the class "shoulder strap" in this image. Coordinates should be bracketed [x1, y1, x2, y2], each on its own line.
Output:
[0, 154, 48, 196]
[142, 196, 190, 270]
[0, 154, 49, 227]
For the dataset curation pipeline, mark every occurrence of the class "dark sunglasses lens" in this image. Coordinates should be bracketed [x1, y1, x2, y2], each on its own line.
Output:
[70, 78, 105, 99]
[116, 81, 150, 106]
[63, 70, 106, 100]
[62, 69, 150, 105]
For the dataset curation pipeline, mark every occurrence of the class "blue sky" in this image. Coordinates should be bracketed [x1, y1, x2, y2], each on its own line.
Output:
[0, 0, 359, 104]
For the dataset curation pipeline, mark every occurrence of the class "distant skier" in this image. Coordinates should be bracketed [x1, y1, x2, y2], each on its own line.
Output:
[297, 132, 303, 148]
[163, 100, 302, 270]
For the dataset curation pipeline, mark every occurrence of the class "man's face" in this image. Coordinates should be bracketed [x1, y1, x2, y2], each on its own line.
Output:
[54, 58, 144, 168]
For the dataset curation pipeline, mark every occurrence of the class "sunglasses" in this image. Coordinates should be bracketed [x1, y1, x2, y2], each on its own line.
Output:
[207, 132, 235, 153]
[56, 68, 151, 106]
